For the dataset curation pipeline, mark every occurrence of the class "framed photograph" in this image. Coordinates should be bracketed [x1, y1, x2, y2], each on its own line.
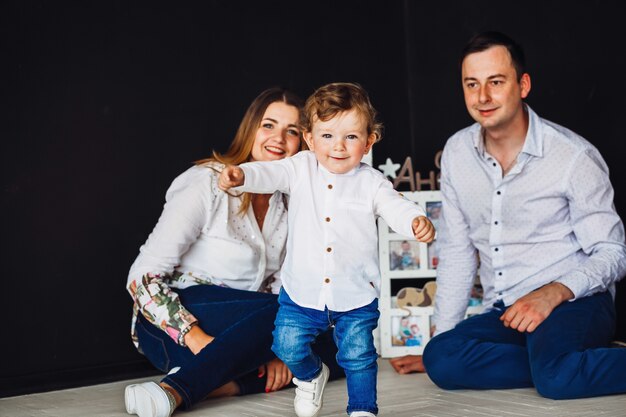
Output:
[389, 239, 420, 271]
[378, 191, 441, 278]
[427, 240, 439, 269]
[380, 309, 432, 356]
[390, 314, 430, 348]
[426, 200, 442, 231]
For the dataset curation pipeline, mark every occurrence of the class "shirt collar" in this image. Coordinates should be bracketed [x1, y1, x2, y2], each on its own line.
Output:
[316, 159, 360, 177]
[522, 104, 543, 158]
[472, 104, 544, 159]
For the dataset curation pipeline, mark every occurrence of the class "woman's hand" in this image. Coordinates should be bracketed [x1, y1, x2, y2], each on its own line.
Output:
[184, 326, 215, 355]
[218, 165, 245, 190]
[258, 358, 293, 392]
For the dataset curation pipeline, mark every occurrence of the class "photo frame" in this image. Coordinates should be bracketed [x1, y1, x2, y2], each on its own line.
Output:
[427, 240, 439, 270]
[388, 239, 421, 271]
[378, 190, 484, 357]
[378, 191, 441, 279]
[425, 200, 442, 231]
[390, 313, 431, 348]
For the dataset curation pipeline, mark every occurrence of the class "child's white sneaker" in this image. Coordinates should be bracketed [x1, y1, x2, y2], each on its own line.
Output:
[125, 381, 175, 417]
[292, 363, 330, 417]
[349, 412, 376, 417]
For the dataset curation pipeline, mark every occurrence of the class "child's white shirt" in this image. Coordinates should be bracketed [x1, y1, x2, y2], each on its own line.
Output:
[236, 151, 426, 312]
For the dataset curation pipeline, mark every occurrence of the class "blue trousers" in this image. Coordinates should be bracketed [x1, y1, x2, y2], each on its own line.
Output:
[272, 289, 380, 415]
[423, 291, 626, 399]
[135, 285, 344, 409]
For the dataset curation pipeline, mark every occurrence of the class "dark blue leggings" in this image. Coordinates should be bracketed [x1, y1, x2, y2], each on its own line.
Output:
[424, 291, 626, 399]
[135, 285, 344, 409]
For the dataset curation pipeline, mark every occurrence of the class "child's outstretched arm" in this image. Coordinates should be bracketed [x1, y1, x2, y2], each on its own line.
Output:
[218, 165, 245, 191]
[412, 216, 435, 243]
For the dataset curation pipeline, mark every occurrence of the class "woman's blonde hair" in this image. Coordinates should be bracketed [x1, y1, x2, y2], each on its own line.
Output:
[196, 87, 304, 214]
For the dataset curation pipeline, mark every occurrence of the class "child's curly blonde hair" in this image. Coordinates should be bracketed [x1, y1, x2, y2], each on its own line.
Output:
[302, 82, 383, 143]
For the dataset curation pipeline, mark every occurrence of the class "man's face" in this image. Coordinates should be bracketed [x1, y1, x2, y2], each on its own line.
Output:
[461, 45, 530, 132]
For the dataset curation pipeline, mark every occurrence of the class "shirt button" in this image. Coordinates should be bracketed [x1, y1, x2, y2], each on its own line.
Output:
[325, 217, 331, 222]
[328, 184, 333, 189]
[496, 191, 501, 195]
[494, 247, 499, 252]
[493, 162, 497, 167]
[494, 221, 499, 225]
[324, 278, 330, 283]
[326, 247, 332, 252]
[498, 272, 503, 276]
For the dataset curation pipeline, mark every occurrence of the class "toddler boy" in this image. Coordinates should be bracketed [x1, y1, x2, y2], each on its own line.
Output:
[219, 82, 435, 417]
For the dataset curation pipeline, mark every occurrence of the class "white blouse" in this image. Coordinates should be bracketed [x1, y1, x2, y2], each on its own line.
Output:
[127, 162, 288, 347]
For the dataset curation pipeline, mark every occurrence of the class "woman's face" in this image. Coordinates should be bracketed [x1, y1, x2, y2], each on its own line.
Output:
[250, 101, 301, 162]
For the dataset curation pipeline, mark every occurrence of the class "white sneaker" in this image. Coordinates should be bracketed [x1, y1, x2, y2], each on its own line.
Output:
[125, 381, 174, 417]
[349, 412, 376, 417]
[292, 363, 330, 417]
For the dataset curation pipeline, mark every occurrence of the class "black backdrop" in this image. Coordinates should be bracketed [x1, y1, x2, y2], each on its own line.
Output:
[3, 0, 625, 397]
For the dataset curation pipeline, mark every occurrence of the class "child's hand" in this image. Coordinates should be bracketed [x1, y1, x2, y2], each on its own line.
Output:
[412, 216, 435, 243]
[218, 165, 245, 190]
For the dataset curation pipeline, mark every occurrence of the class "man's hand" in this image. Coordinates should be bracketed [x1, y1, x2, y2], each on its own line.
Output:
[258, 358, 293, 392]
[218, 165, 245, 190]
[412, 216, 436, 243]
[500, 282, 574, 333]
[389, 355, 426, 374]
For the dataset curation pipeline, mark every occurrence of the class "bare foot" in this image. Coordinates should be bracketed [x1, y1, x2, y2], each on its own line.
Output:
[206, 381, 240, 398]
[389, 355, 426, 374]
[159, 380, 240, 409]
[159, 382, 183, 408]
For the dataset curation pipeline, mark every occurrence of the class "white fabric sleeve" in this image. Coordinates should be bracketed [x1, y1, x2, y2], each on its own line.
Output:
[432, 146, 478, 334]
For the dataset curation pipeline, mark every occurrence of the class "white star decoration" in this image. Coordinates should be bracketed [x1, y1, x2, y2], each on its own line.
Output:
[378, 157, 401, 179]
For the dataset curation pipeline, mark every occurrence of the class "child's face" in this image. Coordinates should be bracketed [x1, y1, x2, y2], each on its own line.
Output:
[303, 109, 375, 174]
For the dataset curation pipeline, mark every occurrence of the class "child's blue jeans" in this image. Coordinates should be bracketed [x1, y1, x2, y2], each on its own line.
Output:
[272, 288, 380, 415]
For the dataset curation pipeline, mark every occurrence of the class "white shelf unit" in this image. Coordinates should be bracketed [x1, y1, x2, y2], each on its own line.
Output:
[377, 190, 483, 357]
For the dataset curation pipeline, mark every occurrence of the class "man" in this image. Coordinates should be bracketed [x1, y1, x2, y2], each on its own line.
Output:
[391, 31, 626, 399]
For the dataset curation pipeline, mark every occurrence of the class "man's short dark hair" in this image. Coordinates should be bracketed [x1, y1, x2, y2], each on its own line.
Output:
[460, 31, 526, 80]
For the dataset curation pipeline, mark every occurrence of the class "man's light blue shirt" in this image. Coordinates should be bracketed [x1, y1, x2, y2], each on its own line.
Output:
[433, 105, 626, 333]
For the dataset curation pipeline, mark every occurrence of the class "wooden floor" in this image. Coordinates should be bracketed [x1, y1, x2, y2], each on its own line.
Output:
[2, 359, 625, 417]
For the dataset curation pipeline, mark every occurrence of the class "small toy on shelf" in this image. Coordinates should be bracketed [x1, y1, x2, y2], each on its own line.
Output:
[396, 280, 437, 315]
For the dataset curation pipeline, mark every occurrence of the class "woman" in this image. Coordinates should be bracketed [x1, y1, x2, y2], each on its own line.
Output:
[124, 88, 343, 417]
